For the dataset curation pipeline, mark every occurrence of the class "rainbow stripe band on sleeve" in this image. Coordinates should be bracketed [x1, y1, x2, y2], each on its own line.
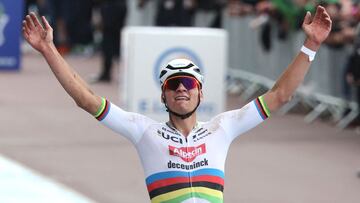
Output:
[255, 96, 270, 120]
[94, 98, 110, 121]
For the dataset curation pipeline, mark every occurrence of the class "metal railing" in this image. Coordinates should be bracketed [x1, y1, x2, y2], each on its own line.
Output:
[227, 68, 358, 129]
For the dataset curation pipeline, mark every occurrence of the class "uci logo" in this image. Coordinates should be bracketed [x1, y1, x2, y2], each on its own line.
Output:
[153, 47, 204, 87]
[0, 3, 9, 47]
[158, 131, 185, 144]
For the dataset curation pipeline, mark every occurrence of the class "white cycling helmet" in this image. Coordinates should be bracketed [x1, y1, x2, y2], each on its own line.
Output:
[159, 58, 204, 89]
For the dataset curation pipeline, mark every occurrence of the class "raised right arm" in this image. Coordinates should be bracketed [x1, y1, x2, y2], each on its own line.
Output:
[22, 13, 101, 114]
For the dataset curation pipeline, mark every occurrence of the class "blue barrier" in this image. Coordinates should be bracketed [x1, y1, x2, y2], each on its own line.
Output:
[0, 0, 23, 71]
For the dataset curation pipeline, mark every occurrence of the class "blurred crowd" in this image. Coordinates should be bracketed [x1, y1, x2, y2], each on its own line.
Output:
[24, 0, 127, 82]
[227, 0, 360, 111]
[23, 0, 360, 48]
[24, 0, 360, 108]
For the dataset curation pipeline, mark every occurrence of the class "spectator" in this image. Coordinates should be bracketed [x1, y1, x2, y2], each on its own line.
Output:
[94, 0, 127, 82]
[196, 0, 226, 28]
[345, 3, 360, 114]
[321, 0, 355, 48]
[139, 0, 196, 26]
[66, 0, 94, 54]
[227, 0, 256, 17]
[46, 0, 71, 55]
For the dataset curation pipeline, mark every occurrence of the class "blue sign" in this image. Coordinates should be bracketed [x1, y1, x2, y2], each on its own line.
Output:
[0, 0, 23, 71]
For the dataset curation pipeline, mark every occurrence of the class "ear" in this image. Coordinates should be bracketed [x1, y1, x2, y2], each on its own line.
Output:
[199, 89, 204, 102]
[161, 92, 165, 103]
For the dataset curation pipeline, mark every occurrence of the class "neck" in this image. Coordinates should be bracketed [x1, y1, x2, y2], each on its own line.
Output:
[169, 113, 197, 137]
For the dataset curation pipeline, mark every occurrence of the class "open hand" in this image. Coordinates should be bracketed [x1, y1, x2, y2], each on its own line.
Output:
[302, 6, 332, 50]
[22, 12, 53, 53]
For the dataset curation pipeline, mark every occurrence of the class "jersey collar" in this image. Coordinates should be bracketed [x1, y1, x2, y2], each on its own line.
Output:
[165, 121, 201, 132]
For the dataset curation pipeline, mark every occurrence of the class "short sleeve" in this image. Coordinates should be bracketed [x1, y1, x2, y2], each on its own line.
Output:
[213, 95, 270, 142]
[94, 98, 156, 144]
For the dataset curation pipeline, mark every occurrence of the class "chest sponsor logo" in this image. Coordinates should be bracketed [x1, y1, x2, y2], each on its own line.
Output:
[193, 128, 212, 142]
[167, 158, 209, 170]
[158, 130, 184, 144]
[169, 144, 206, 162]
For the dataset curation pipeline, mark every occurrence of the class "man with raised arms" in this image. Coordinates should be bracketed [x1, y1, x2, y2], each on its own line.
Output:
[22, 6, 331, 202]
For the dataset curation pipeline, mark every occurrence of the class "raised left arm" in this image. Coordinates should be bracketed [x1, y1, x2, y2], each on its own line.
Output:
[263, 6, 332, 112]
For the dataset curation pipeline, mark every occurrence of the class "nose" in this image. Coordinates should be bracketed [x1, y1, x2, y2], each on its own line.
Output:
[176, 83, 187, 92]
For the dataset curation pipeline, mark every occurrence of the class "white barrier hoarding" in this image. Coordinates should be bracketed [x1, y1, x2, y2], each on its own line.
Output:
[121, 27, 227, 121]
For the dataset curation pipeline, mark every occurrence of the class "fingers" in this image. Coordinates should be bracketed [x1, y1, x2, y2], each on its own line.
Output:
[24, 12, 44, 31]
[315, 5, 330, 21]
[30, 12, 43, 29]
[22, 27, 29, 40]
[323, 15, 332, 28]
[320, 6, 330, 20]
[25, 15, 35, 31]
[41, 16, 52, 31]
[22, 20, 30, 34]
[303, 11, 312, 26]
[316, 5, 332, 28]
[22, 17, 32, 41]
[309, 5, 332, 30]
[22, 17, 31, 39]
[322, 7, 332, 25]
[313, 5, 325, 22]
[316, 5, 325, 13]
[302, 5, 327, 27]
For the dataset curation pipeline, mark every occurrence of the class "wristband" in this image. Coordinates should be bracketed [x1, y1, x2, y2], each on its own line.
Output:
[300, 45, 316, 62]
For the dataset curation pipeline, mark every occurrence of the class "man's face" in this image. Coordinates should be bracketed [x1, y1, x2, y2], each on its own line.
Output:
[162, 76, 203, 114]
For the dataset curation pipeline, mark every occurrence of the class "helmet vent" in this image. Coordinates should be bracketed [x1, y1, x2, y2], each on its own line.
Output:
[166, 63, 194, 70]
[159, 70, 167, 78]
[194, 68, 201, 74]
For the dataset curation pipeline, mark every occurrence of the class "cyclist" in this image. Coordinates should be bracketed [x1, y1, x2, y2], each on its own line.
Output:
[22, 6, 331, 203]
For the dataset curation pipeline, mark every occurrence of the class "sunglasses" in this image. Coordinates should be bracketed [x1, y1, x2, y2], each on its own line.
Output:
[163, 76, 200, 91]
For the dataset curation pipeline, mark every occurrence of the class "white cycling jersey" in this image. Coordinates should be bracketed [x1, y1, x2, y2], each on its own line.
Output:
[95, 96, 270, 203]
